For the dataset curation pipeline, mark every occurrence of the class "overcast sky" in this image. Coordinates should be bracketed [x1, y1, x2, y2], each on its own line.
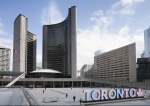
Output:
[0, 0, 150, 70]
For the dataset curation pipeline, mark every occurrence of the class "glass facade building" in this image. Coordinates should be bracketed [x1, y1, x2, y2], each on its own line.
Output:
[137, 58, 150, 81]
[43, 6, 77, 78]
[144, 27, 150, 57]
[27, 31, 36, 75]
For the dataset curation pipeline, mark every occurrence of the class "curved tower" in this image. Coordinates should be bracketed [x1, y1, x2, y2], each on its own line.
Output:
[43, 6, 77, 78]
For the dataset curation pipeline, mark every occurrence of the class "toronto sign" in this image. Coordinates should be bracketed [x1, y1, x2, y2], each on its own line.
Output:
[85, 88, 143, 101]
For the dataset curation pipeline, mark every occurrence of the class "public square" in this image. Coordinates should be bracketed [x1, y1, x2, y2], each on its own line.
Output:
[27, 88, 150, 105]
[0, 87, 150, 105]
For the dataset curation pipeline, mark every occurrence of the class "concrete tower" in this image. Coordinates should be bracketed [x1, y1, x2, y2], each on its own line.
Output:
[13, 14, 36, 77]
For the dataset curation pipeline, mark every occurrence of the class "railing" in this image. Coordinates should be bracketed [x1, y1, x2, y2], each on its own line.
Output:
[5, 72, 25, 87]
[21, 87, 43, 105]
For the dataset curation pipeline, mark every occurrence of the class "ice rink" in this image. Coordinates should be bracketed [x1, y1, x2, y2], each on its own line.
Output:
[27, 88, 85, 105]
[0, 87, 150, 105]
[27, 87, 150, 105]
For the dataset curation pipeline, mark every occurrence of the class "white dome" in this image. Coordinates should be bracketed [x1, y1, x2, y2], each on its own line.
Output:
[30, 69, 61, 74]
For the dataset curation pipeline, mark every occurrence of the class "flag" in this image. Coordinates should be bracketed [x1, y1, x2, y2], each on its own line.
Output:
[13, 49, 18, 54]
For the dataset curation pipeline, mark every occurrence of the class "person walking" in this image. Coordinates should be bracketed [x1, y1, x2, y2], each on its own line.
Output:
[66, 93, 68, 98]
[79, 98, 82, 105]
[73, 95, 76, 102]
[43, 90, 44, 93]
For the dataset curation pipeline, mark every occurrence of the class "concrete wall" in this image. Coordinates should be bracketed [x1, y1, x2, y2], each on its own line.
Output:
[42, 26, 48, 69]
[13, 14, 36, 78]
[129, 43, 136, 81]
[13, 14, 27, 74]
[70, 6, 77, 78]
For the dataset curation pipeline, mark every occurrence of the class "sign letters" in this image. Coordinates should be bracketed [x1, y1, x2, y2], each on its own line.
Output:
[85, 88, 143, 101]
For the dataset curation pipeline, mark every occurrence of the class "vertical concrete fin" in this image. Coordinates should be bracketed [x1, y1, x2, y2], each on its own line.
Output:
[5, 72, 25, 87]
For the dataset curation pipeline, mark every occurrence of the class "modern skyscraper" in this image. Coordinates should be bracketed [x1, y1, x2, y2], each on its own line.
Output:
[0, 46, 11, 71]
[43, 6, 77, 78]
[144, 27, 150, 57]
[137, 57, 150, 81]
[13, 14, 36, 77]
[27, 31, 36, 74]
[94, 43, 136, 82]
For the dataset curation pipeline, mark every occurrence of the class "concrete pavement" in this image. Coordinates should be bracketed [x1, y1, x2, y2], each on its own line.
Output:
[27, 87, 150, 105]
[0, 88, 29, 105]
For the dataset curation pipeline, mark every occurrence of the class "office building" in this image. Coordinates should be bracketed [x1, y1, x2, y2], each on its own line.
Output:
[27, 31, 36, 74]
[13, 14, 36, 77]
[0, 46, 11, 71]
[141, 52, 145, 58]
[80, 64, 93, 78]
[43, 6, 77, 78]
[85, 65, 94, 78]
[76, 70, 81, 78]
[137, 58, 150, 82]
[95, 50, 103, 56]
[94, 43, 136, 82]
[144, 27, 150, 57]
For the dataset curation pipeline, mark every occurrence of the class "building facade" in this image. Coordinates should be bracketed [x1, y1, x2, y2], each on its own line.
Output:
[95, 50, 103, 56]
[0, 46, 11, 71]
[76, 70, 81, 78]
[27, 31, 36, 74]
[13, 14, 36, 77]
[144, 27, 150, 57]
[137, 58, 150, 82]
[94, 43, 136, 82]
[43, 6, 77, 78]
[80, 64, 93, 78]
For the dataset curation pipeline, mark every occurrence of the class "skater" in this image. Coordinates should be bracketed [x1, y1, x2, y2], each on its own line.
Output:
[66, 93, 68, 98]
[43, 90, 44, 93]
[73, 95, 76, 102]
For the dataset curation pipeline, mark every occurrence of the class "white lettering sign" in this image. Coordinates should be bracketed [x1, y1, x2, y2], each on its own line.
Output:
[85, 88, 143, 101]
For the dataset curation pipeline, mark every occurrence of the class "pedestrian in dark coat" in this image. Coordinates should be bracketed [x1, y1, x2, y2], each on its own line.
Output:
[73, 95, 76, 102]
[66, 93, 68, 98]
[79, 98, 82, 105]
